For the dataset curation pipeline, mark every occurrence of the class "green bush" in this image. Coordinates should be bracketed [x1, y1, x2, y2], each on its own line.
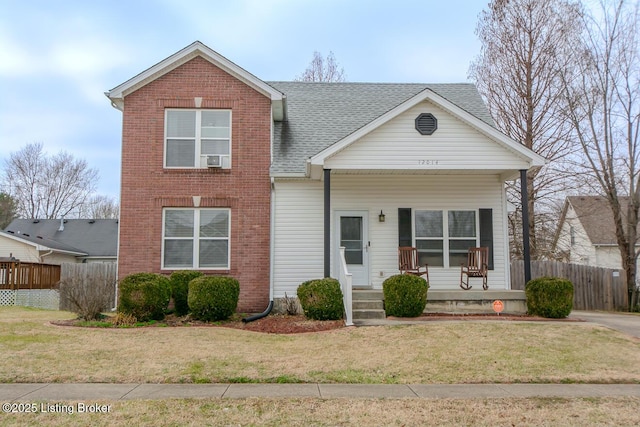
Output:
[187, 276, 240, 321]
[169, 271, 204, 316]
[525, 276, 574, 318]
[118, 273, 171, 321]
[297, 278, 344, 321]
[383, 274, 428, 317]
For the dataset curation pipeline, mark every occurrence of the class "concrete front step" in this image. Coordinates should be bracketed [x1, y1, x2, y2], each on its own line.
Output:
[353, 309, 386, 320]
[352, 289, 385, 320]
[352, 289, 384, 300]
[353, 300, 384, 310]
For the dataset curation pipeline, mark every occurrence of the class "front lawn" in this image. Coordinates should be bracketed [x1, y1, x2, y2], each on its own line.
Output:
[1, 307, 639, 384]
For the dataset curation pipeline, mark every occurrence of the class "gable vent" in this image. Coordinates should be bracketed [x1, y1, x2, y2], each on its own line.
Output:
[415, 113, 437, 135]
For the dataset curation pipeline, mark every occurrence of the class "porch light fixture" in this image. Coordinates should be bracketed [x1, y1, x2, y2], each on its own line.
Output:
[379, 210, 386, 222]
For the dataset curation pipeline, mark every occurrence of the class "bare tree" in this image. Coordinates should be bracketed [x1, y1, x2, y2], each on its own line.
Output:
[295, 51, 346, 82]
[469, 0, 583, 260]
[560, 0, 640, 310]
[4, 143, 99, 219]
[78, 195, 119, 219]
[59, 264, 117, 320]
[0, 192, 17, 228]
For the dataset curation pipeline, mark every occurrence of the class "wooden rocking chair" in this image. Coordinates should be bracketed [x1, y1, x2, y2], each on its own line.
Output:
[398, 247, 429, 282]
[460, 247, 489, 290]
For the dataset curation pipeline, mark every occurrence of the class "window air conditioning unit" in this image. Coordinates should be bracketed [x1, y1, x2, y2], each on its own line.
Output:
[206, 155, 222, 168]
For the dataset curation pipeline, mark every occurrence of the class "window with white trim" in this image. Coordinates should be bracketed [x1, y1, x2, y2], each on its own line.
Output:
[415, 210, 477, 267]
[165, 109, 231, 168]
[162, 208, 230, 269]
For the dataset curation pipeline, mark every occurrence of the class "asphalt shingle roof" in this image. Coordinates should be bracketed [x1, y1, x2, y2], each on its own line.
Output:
[567, 196, 629, 245]
[266, 82, 495, 175]
[4, 219, 118, 257]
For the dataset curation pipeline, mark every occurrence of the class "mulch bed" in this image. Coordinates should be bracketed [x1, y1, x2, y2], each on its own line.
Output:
[50, 314, 346, 334]
[51, 312, 579, 334]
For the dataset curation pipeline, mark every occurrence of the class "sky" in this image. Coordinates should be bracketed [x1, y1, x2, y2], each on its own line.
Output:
[0, 0, 487, 199]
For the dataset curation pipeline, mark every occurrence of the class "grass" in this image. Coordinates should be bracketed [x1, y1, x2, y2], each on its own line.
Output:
[1, 306, 639, 425]
[0, 306, 639, 384]
[0, 397, 639, 426]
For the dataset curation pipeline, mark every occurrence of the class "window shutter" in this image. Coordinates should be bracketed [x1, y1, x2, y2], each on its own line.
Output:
[398, 208, 412, 247]
[479, 208, 494, 270]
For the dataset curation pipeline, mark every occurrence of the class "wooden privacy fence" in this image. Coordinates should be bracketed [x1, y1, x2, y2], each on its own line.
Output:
[59, 263, 117, 312]
[0, 261, 61, 290]
[511, 260, 628, 311]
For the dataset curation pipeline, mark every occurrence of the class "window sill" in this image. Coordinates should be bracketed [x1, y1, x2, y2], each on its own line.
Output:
[162, 268, 231, 273]
[163, 168, 232, 174]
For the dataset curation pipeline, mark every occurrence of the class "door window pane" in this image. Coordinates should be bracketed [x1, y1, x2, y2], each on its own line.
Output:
[341, 217, 363, 265]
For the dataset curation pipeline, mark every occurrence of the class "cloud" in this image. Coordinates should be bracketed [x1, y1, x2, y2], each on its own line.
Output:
[0, 32, 40, 76]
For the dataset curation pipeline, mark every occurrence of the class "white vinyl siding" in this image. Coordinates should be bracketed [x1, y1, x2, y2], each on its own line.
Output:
[323, 101, 531, 171]
[0, 238, 41, 263]
[272, 180, 325, 297]
[272, 174, 507, 297]
[0, 237, 81, 264]
[165, 109, 231, 168]
[162, 208, 230, 270]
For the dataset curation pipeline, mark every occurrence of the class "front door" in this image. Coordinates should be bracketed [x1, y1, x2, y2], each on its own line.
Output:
[336, 211, 369, 287]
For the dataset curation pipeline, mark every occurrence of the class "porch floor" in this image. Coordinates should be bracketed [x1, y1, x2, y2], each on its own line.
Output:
[351, 289, 527, 320]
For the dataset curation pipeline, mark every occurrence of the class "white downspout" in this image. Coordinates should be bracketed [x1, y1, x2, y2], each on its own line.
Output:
[39, 250, 54, 263]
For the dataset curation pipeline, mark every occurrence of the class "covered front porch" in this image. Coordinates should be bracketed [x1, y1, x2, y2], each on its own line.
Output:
[271, 86, 544, 323]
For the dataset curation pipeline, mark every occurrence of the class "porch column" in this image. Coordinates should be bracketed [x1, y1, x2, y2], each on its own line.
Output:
[324, 168, 331, 278]
[520, 169, 532, 284]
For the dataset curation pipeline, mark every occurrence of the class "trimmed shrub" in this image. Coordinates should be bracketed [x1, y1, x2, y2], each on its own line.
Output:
[118, 273, 171, 322]
[297, 278, 344, 320]
[169, 270, 204, 316]
[383, 274, 428, 317]
[188, 276, 240, 321]
[525, 276, 574, 318]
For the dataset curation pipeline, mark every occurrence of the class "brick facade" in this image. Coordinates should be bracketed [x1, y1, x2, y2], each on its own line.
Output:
[119, 56, 272, 312]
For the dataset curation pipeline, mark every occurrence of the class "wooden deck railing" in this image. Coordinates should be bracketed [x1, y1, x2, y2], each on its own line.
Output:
[0, 261, 61, 290]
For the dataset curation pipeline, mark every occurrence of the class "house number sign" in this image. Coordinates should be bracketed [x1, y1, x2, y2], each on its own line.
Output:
[418, 160, 440, 165]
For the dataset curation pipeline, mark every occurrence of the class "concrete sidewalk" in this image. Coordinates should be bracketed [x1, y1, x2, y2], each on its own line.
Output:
[1, 383, 639, 401]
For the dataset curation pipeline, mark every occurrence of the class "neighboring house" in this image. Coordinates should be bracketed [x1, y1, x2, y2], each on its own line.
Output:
[106, 41, 545, 313]
[553, 196, 635, 270]
[1, 219, 118, 264]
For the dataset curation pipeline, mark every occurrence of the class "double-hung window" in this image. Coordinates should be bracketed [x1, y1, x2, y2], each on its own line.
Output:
[165, 109, 231, 168]
[163, 208, 230, 269]
[415, 210, 477, 267]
